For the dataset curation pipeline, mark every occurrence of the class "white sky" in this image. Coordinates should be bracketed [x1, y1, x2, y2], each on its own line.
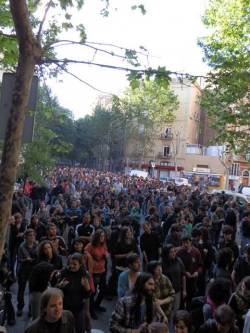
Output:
[48, 0, 209, 119]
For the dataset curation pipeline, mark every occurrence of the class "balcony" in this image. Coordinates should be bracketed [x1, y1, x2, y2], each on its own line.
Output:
[157, 153, 172, 159]
[160, 133, 173, 140]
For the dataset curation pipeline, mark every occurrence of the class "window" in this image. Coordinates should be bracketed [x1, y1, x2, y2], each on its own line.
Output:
[163, 146, 170, 156]
[165, 127, 172, 137]
[230, 163, 240, 176]
[242, 170, 249, 177]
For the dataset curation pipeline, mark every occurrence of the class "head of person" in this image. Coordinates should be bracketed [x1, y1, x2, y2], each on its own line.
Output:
[82, 212, 91, 225]
[146, 261, 162, 279]
[72, 238, 84, 253]
[206, 278, 232, 306]
[133, 273, 155, 325]
[192, 228, 202, 244]
[214, 305, 235, 333]
[202, 216, 211, 227]
[173, 310, 192, 333]
[162, 244, 176, 262]
[68, 253, 83, 272]
[24, 229, 36, 244]
[47, 223, 57, 237]
[240, 276, 250, 300]
[133, 272, 155, 298]
[40, 288, 64, 322]
[127, 254, 141, 273]
[71, 200, 77, 208]
[39, 201, 46, 209]
[222, 225, 233, 241]
[182, 236, 192, 250]
[119, 226, 133, 242]
[30, 214, 39, 226]
[38, 240, 55, 261]
[215, 207, 224, 218]
[14, 212, 23, 224]
[149, 206, 156, 215]
[91, 229, 106, 247]
[171, 223, 181, 238]
[244, 244, 250, 262]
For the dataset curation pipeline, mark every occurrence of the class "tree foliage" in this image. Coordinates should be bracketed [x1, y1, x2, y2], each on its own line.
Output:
[18, 86, 73, 182]
[199, 0, 250, 153]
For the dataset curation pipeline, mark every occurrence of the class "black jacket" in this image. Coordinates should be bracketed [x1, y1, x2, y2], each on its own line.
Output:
[29, 262, 54, 293]
[59, 267, 90, 313]
[24, 310, 75, 333]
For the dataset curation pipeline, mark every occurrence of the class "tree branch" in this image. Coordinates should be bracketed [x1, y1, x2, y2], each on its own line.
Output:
[37, 0, 53, 40]
[86, 41, 149, 56]
[43, 57, 208, 79]
[51, 40, 128, 59]
[55, 63, 112, 95]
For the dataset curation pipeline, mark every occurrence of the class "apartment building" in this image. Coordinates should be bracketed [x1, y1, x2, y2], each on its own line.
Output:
[126, 79, 227, 186]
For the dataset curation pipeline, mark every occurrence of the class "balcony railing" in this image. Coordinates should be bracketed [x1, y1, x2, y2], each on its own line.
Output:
[157, 153, 172, 159]
[160, 133, 173, 140]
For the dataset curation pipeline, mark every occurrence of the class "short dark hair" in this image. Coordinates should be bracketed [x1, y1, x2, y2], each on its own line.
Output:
[206, 278, 232, 305]
[214, 305, 235, 326]
[146, 261, 161, 275]
[127, 254, 140, 266]
[222, 225, 233, 234]
[24, 228, 35, 238]
[173, 310, 192, 329]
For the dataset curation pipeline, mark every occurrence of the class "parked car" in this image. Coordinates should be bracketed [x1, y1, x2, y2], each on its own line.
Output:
[174, 178, 191, 187]
[241, 186, 250, 199]
[211, 189, 250, 206]
[129, 169, 149, 179]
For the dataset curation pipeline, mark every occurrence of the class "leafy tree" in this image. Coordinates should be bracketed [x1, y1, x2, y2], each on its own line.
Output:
[119, 79, 178, 162]
[199, 0, 250, 153]
[0, 0, 197, 256]
[18, 86, 73, 182]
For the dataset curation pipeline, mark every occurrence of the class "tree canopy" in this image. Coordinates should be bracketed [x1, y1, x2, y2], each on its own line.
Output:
[199, 0, 250, 153]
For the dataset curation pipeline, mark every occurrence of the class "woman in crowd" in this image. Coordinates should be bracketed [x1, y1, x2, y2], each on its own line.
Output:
[85, 229, 108, 319]
[57, 253, 91, 333]
[38, 240, 63, 270]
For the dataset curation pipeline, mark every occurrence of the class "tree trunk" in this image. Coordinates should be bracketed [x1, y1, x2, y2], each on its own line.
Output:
[0, 0, 41, 259]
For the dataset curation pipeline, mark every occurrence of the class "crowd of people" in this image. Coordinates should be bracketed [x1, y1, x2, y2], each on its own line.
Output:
[1, 167, 250, 333]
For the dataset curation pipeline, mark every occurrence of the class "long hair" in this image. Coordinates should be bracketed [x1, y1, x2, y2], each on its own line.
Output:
[91, 229, 106, 247]
[132, 273, 154, 325]
[38, 240, 57, 261]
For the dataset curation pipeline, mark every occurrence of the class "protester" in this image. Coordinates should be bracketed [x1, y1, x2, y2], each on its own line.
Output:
[146, 261, 175, 320]
[110, 273, 168, 332]
[16, 229, 38, 316]
[57, 253, 91, 333]
[198, 304, 239, 333]
[3, 166, 249, 333]
[24, 288, 75, 333]
[85, 229, 108, 319]
[117, 254, 141, 298]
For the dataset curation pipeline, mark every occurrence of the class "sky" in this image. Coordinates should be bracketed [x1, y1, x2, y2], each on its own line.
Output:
[48, 0, 209, 119]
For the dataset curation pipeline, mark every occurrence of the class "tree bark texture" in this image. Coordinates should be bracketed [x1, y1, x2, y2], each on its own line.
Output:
[0, 0, 41, 259]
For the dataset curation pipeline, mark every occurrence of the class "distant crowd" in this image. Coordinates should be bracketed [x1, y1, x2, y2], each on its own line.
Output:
[1, 167, 250, 333]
